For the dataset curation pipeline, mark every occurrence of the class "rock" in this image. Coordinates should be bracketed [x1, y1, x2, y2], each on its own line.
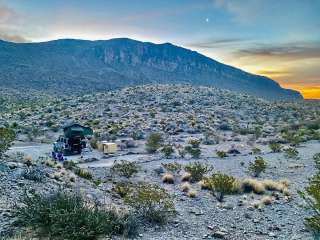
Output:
[212, 231, 227, 238]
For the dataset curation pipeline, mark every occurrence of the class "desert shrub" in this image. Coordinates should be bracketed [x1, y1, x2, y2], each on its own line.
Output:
[199, 177, 213, 190]
[162, 173, 174, 184]
[74, 168, 93, 180]
[248, 156, 267, 177]
[184, 162, 213, 182]
[124, 183, 175, 224]
[252, 147, 261, 154]
[161, 162, 182, 174]
[178, 148, 187, 158]
[161, 144, 174, 158]
[0, 127, 15, 159]
[112, 182, 132, 198]
[63, 160, 76, 170]
[184, 145, 201, 158]
[262, 179, 286, 192]
[285, 132, 303, 146]
[145, 133, 163, 153]
[188, 138, 200, 148]
[209, 173, 237, 202]
[260, 195, 273, 205]
[299, 173, 320, 236]
[269, 142, 282, 153]
[314, 153, 320, 170]
[216, 151, 227, 158]
[181, 172, 192, 182]
[187, 190, 197, 198]
[111, 160, 139, 178]
[180, 182, 191, 192]
[284, 147, 299, 159]
[22, 167, 44, 182]
[14, 191, 133, 240]
[241, 178, 265, 194]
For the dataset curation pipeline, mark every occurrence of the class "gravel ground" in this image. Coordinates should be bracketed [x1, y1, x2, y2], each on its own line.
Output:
[107, 141, 319, 240]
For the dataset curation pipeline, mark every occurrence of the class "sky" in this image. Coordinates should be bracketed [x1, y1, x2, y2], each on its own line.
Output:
[0, 0, 319, 99]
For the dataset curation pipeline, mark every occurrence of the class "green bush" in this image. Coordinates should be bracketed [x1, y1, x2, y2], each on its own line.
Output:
[161, 144, 174, 158]
[111, 160, 139, 178]
[216, 151, 227, 158]
[184, 162, 213, 182]
[209, 173, 237, 202]
[0, 127, 15, 159]
[248, 156, 267, 177]
[145, 133, 163, 153]
[299, 173, 320, 236]
[161, 162, 182, 174]
[188, 138, 200, 148]
[314, 153, 320, 170]
[14, 191, 134, 240]
[124, 183, 175, 224]
[269, 142, 282, 153]
[284, 147, 299, 159]
[252, 147, 261, 155]
[74, 168, 93, 180]
[112, 182, 132, 198]
[184, 145, 201, 158]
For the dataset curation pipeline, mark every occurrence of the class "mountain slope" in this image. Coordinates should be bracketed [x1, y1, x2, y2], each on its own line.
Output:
[0, 38, 302, 100]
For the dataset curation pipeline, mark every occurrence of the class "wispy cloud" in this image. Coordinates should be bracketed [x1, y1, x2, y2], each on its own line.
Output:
[0, 4, 29, 42]
[234, 42, 320, 61]
[187, 37, 249, 49]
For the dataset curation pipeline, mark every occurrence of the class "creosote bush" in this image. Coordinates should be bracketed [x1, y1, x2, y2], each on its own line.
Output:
[284, 147, 299, 159]
[0, 127, 15, 159]
[299, 156, 320, 236]
[184, 145, 201, 158]
[184, 162, 213, 182]
[124, 183, 175, 224]
[161, 144, 174, 158]
[161, 162, 182, 174]
[145, 133, 163, 153]
[248, 156, 267, 177]
[313, 153, 320, 170]
[269, 142, 282, 153]
[209, 173, 237, 202]
[112, 182, 132, 198]
[216, 151, 227, 158]
[111, 160, 139, 178]
[14, 191, 134, 240]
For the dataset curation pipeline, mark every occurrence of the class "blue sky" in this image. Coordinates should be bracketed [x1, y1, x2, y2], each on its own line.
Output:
[0, 0, 319, 98]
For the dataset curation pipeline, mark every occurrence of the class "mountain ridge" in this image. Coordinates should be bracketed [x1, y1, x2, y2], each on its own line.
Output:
[0, 38, 302, 100]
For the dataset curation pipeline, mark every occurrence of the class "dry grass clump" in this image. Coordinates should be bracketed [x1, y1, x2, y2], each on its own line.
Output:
[241, 178, 265, 194]
[251, 200, 261, 209]
[262, 179, 286, 191]
[181, 172, 191, 182]
[279, 179, 290, 188]
[260, 195, 273, 205]
[199, 178, 212, 190]
[180, 182, 191, 192]
[187, 189, 197, 198]
[162, 173, 174, 184]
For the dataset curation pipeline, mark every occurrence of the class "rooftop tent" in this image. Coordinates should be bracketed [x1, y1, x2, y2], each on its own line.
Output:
[63, 123, 93, 138]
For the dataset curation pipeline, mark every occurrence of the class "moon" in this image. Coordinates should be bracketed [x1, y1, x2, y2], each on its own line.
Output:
[205, 18, 209, 23]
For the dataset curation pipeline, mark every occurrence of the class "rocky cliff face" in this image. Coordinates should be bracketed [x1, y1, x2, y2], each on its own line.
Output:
[0, 38, 302, 100]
